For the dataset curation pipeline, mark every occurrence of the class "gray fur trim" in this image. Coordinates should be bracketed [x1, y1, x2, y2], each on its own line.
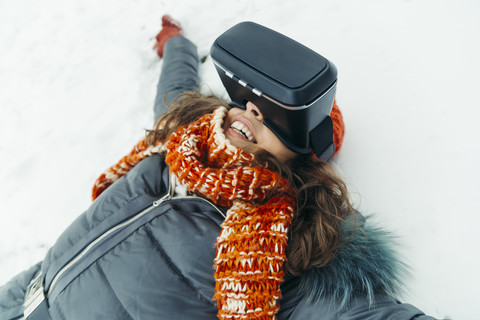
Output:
[298, 215, 409, 311]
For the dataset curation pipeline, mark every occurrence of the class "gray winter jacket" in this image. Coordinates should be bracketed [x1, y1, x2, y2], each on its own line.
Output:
[0, 154, 436, 319]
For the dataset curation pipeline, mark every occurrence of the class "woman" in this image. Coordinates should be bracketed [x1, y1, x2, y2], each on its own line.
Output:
[0, 16, 437, 320]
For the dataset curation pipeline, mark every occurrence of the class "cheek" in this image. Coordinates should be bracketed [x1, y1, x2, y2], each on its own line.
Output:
[227, 107, 241, 118]
[224, 109, 239, 127]
[262, 131, 296, 162]
[223, 109, 234, 130]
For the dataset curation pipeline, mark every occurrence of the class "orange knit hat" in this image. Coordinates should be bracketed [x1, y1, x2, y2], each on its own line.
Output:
[330, 99, 345, 156]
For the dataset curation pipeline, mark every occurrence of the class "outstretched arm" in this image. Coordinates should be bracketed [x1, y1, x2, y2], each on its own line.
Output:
[153, 16, 200, 120]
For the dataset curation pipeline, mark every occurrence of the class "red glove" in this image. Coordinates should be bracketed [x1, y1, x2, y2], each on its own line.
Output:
[153, 15, 183, 58]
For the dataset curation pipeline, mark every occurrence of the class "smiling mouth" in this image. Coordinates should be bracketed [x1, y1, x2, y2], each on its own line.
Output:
[230, 121, 256, 143]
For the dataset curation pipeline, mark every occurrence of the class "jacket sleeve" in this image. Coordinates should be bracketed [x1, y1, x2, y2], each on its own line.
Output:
[0, 262, 41, 320]
[338, 295, 438, 320]
[281, 293, 439, 320]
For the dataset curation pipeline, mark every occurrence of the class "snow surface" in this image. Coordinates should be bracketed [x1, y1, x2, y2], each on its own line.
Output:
[1, 0, 479, 318]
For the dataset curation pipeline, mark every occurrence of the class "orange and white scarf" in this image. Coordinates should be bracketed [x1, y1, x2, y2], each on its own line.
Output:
[92, 107, 295, 319]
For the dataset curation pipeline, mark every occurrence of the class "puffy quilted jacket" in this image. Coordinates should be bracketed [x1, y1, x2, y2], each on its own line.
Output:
[0, 154, 437, 319]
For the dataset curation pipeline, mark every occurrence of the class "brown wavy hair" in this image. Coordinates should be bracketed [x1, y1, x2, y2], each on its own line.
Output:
[147, 91, 356, 277]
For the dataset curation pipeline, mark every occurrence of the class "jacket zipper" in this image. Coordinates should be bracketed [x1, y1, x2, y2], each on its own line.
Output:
[46, 190, 225, 297]
[46, 192, 172, 296]
[163, 195, 226, 219]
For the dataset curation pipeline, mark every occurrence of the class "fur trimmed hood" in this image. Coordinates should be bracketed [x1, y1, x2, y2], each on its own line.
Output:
[298, 213, 409, 311]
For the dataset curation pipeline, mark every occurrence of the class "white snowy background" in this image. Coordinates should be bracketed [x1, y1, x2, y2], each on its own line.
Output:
[1, 0, 478, 318]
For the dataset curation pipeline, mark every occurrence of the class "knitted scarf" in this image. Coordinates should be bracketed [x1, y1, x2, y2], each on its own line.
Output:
[92, 107, 295, 319]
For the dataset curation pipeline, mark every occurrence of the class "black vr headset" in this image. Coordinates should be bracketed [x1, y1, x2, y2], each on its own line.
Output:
[211, 21, 338, 160]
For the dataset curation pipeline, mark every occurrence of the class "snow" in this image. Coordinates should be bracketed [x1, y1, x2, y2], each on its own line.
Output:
[1, 0, 478, 318]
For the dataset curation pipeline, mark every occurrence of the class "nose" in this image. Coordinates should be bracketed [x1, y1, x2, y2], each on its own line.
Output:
[245, 101, 264, 121]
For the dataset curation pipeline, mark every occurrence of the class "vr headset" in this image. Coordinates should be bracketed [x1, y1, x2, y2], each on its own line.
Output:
[211, 21, 338, 160]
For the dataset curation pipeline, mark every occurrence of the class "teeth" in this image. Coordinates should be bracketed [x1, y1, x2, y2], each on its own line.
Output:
[231, 121, 254, 142]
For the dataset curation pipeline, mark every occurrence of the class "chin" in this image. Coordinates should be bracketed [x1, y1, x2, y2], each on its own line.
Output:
[227, 136, 249, 149]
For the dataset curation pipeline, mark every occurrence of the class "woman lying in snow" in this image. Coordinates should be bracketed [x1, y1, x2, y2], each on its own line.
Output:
[0, 15, 440, 320]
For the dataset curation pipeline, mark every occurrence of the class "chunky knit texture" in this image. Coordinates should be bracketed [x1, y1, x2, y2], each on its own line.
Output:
[91, 139, 164, 200]
[92, 107, 295, 319]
